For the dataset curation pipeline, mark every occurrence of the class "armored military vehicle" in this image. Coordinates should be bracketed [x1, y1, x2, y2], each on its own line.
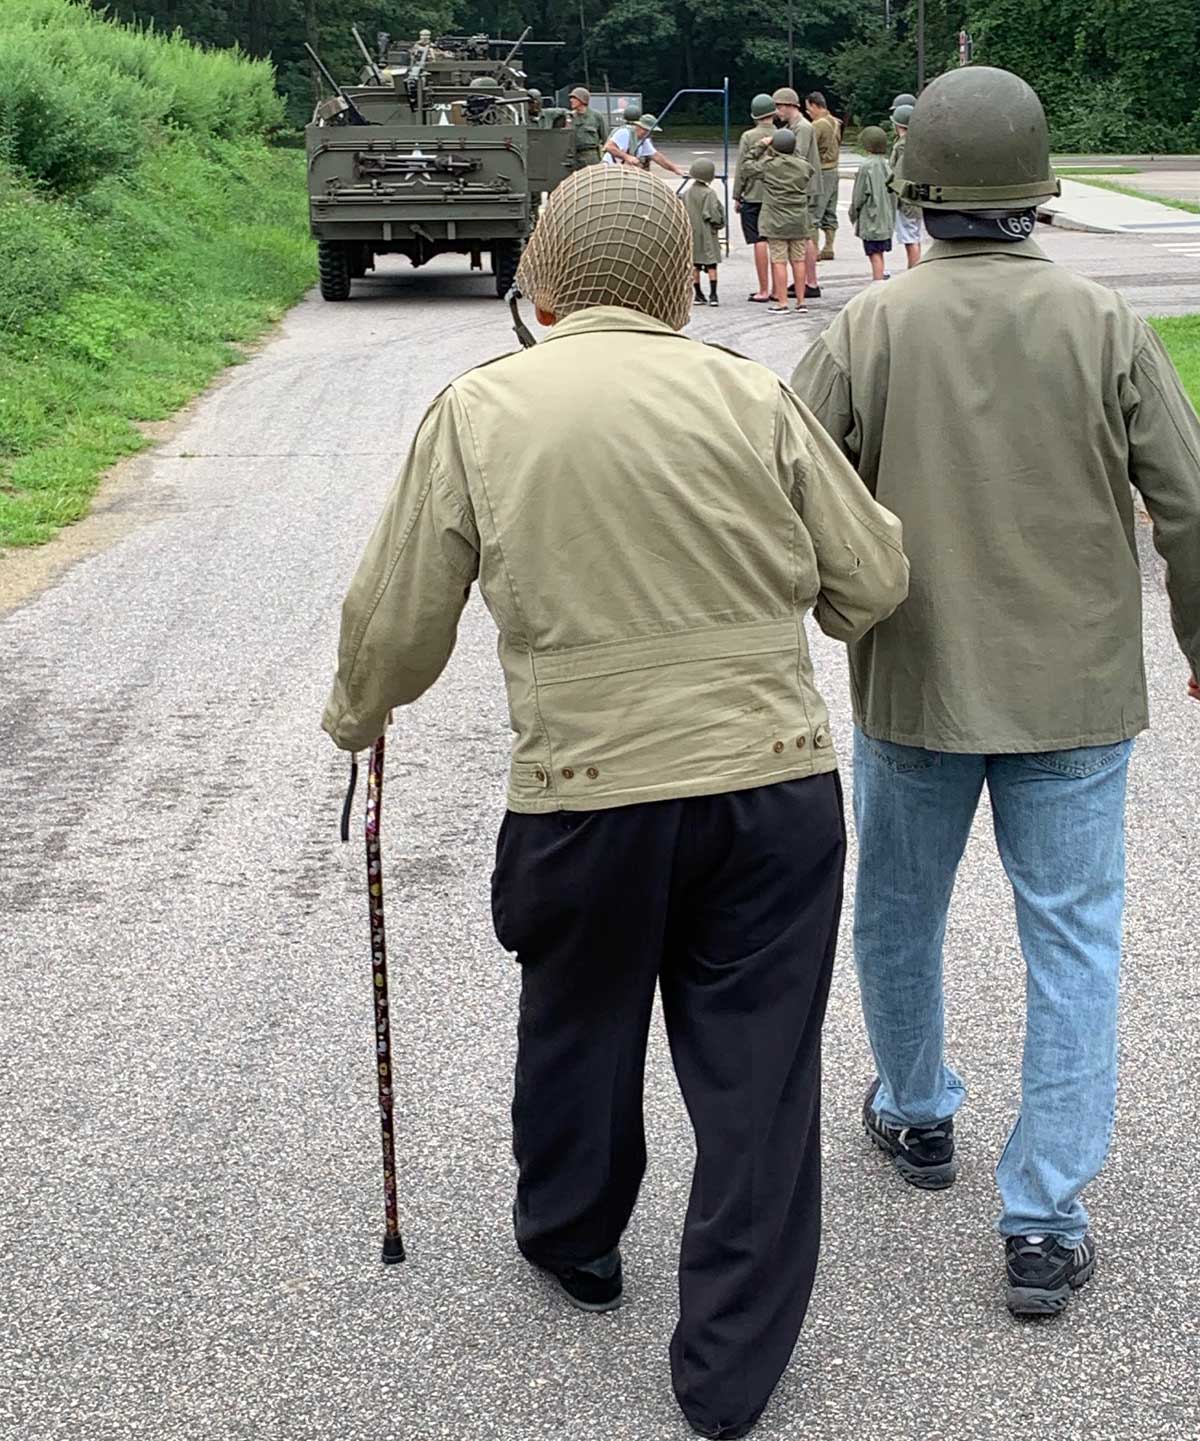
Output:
[305, 32, 572, 301]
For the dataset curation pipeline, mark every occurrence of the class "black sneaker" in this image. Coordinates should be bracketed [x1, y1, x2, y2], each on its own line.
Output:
[535, 1249, 623, 1313]
[1005, 1234, 1096, 1316]
[804, 284, 821, 299]
[862, 1078, 959, 1189]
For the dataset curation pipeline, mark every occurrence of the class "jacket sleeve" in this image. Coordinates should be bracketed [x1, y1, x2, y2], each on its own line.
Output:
[848, 165, 866, 226]
[321, 392, 480, 751]
[790, 328, 859, 465]
[1127, 325, 1200, 676]
[804, 128, 823, 199]
[704, 189, 725, 229]
[775, 385, 908, 641]
[732, 135, 748, 200]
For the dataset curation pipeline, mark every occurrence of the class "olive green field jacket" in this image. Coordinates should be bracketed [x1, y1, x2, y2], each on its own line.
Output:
[791, 238, 1200, 753]
[849, 155, 895, 241]
[740, 149, 814, 239]
[684, 181, 725, 266]
[324, 307, 909, 812]
[733, 124, 775, 204]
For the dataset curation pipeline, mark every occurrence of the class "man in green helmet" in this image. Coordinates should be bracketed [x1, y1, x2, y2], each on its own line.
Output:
[566, 85, 607, 167]
[734, 93, 779, 302]
[791, 66, 1200, 1319]
[772, 85, 824, 298]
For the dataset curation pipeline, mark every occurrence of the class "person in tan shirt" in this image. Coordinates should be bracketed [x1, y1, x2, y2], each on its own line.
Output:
[324, 165, 907, 1439]
[805, 91, 842, 259]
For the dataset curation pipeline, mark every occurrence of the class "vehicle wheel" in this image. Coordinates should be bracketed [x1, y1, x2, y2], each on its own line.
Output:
[493, 240, 521, 299]
[318, 240, 352, 301]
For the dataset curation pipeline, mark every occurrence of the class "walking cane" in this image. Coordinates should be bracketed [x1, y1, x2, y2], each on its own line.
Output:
[341, 733, 406, 1264]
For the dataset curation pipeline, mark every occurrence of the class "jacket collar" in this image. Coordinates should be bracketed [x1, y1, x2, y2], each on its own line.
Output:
[539, 305, 685, 343]
[919, 236, 1053, 264]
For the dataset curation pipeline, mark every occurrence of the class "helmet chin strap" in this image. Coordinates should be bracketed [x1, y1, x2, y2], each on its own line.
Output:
[507, 285, 538, 349]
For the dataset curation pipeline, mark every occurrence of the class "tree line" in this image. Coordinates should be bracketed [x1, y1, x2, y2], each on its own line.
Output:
[92, 0, 1200, 149]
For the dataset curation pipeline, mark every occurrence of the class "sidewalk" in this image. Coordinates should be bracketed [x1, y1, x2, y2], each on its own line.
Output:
[1038, 178, 1200, 234]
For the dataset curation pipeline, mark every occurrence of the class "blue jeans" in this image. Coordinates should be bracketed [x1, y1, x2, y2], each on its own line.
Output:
[853, 730, 1133, 1243]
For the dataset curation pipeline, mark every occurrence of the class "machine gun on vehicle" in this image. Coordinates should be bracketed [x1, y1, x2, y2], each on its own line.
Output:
[304, 42, 372, 126]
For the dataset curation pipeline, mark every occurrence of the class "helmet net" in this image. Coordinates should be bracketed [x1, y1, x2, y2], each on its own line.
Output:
[517, 166, 693, 331]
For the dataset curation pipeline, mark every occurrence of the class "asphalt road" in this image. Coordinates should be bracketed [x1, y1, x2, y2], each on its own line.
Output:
[2, 202, 1199, 1441]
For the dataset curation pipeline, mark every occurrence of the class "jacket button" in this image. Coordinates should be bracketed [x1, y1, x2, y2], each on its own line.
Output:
[814, 730, 831, 749]
[586, 766, 599, 779]
[535, 769, 546, 783]
[796, 736, 807, 749]
[562, 768, 574, 779]
[772, 741, 784, 754]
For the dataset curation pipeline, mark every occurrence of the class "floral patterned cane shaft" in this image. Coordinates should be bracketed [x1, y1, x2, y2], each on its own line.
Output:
[366, 735, 400, 1242]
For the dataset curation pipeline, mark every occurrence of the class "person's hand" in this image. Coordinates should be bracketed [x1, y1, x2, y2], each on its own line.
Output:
[734, 199, 742, 212]
[1188, 675, 1200, 702]
[757, 134, 773, 148]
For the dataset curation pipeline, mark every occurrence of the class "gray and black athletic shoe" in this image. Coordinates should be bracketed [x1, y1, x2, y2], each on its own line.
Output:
[1005, 1233, 1096, 1316]
[863, 1078, 959, 1189]
[535, 1249, 623, 1313]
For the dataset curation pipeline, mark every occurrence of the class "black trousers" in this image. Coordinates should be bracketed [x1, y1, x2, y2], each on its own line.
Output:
[491, 774, 845, 1438]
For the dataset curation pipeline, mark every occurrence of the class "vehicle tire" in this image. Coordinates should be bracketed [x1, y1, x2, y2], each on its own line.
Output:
[349, 244, 372, 280]
[492, 240, 521, 299]
[318, 240, 352, 301]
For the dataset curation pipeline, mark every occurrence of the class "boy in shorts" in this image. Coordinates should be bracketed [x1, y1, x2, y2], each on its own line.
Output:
[734, 93, 779, 301]
[889, 104, 922, 268]
[850, 126, 896, 283]
[741, 127, 814, 313]
[683, 157, 726, 306]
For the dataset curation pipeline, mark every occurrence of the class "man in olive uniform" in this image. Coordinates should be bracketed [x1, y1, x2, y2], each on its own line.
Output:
[806, 91, 842, 260]
[324, 165, 908, 1438]
[772, 86, 823, 298]
[567, 84, 607, 167]
[791, 66, 1200, 1318]
[734, 93, 778, 302]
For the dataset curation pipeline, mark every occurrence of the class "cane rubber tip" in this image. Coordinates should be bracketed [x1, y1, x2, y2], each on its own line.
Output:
[381, 1233, 406, 1264]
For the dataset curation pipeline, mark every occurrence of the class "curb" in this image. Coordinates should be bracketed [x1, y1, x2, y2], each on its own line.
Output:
[1036, 205, 1119, 235]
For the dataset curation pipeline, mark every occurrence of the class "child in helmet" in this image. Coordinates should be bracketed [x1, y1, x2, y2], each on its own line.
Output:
[850, 126, 897, 282]
[741, 127, 815, 313]
[684, 158, 726, 306]
[890, 104, 922, 268]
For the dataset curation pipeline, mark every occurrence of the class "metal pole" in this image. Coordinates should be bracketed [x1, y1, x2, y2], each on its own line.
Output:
[578, 0, 591, 91]
[723, 76, 730, 257]
[917, 0, 926, 90]
[787, 5, 794, 90]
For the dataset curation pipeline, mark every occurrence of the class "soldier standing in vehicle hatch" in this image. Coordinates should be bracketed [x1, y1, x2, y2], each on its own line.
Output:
[566, 86, 607, 167]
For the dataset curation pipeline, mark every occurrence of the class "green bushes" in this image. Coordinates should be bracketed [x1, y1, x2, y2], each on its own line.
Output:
[0, 0, 283, 193]
[0, 2, 310, 547]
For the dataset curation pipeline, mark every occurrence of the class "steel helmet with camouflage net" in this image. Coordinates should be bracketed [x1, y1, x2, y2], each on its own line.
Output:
[893, 67, 1060, 211]
[517, 166, 692, 330]
[750, 93, 775, 119]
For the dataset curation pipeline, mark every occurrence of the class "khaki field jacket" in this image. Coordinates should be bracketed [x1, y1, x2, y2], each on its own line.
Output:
[324, 307, 909, 811]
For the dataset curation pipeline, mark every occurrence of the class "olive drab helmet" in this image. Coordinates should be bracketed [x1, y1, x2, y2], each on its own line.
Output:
[689, 157, 715, 182]
[517, 167, 692, 330]
[623, 103, 642, 124]
[891, 92, 917, 111]
[891, 103, 914, 127]
[771, 127, 797, 154]
[750, 93, 775, 119]
[569, 86, 590, 104]
[859, 126, 888, 155]
[893, 67, 1060, 211]
[772, 86, 801, 107]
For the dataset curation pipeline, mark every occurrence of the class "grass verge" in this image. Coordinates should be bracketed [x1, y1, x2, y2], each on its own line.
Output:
[1151, 317, 1200, 409]
[1074, 178, 1200, 214]
[0, 138, 312, 547]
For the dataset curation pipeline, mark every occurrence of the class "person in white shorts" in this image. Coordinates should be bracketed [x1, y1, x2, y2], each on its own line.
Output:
[890, 103, 922, 268]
